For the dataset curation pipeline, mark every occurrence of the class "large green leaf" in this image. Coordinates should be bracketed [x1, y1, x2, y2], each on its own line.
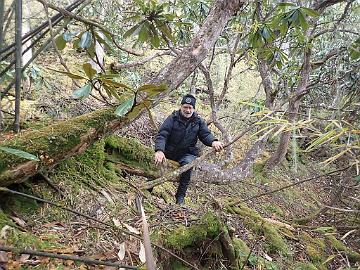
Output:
[138, 21, 150, 42]
[124, 22, 143, 39]
[349, 38, 360, 60]
[126, 100, 151, 120]
[137, 84, 167, 94]
[102, 79, 130, 89]
[278, 3, 297, 8]
[0, 146, 39, 161]
[82, 63, 97, 79]
[79, 31, 92, 49]
[103, 85, 122, 101]
[72, 84, 92, 99]
[300, 7, 319, 17]
[55, 35, 66, 50]
[297, 10, 309, 30]
[48, 68, 87, 80]
[114, 97, 135, 117]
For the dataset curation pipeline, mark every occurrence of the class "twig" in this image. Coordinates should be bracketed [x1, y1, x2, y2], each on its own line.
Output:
[35, 0, 142, 56]
[0, 187, 199, 270]
[0, 245, 137, 269]
[111, 51, 173, 70]
[323, 205, 360, 213]
[42, 3, 80, 88]
[229, 165, 352, 207]
[135, 195, 156, 270]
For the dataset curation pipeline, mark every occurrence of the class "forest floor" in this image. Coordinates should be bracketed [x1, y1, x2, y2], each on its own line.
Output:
[0, 112, 359, 270]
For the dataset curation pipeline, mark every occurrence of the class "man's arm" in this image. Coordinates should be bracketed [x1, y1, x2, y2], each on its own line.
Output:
[198, 119, 223, 151]
[154, 115, 173, 164]
[154, 115, 173, 152]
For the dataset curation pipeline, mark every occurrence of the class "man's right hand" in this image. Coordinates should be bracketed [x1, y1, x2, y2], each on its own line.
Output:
[154, 151, 166, 165]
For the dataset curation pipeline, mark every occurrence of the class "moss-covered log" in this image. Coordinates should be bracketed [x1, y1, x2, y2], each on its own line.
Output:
[0, 108, 124, 186]
[0, 0, 245, 187]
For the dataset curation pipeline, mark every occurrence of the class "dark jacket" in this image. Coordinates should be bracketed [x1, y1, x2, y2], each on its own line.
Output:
[155, 110, 216, 160]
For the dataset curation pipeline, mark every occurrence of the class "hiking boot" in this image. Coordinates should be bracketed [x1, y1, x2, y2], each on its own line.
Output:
[176, 196, 185, 205]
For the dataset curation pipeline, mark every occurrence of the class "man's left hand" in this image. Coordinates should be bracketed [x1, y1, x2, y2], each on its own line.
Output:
[212, 141, 224, 152]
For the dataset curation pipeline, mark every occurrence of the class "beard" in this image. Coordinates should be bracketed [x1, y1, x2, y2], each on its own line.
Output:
[181, 110, 193, 118]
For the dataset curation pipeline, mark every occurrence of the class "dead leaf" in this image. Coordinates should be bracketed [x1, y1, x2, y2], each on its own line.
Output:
[19, 254, 30, 263]
[139, 242, 146, 263]
[117, 242, 126, 261]
[10, 216, 26, 228]
[124, 223, 140, 235]
[0, 251, 8, 263]
[100, 189, 115, 205]
[263, 253, 272, 261]
[112, 218, 121, 228]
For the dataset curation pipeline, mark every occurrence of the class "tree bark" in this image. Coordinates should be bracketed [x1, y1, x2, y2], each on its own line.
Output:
[258, 57, 276, 109]
[0, 0, 244, 186]
[265, 50, 312, 168]
[0, 0, 4, 50]
[149, 0, 243, 92]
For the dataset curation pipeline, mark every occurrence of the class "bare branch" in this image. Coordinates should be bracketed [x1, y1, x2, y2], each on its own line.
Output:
[34, 0, 143, 56]
[111, 51, 173, 71]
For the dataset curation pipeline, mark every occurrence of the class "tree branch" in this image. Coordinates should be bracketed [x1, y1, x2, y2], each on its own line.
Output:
[0, 246, 137, 269]
[111, 51, 173, 71]
[34, 0, 142, 56]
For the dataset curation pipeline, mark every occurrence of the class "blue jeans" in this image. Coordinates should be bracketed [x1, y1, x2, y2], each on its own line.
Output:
[175, 154, 197, 200]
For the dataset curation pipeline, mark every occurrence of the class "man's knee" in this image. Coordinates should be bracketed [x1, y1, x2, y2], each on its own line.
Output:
[179, 154, 196, 166]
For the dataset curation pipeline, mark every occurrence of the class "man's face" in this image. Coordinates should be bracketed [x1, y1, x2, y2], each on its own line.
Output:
[180, 104, 194, 118]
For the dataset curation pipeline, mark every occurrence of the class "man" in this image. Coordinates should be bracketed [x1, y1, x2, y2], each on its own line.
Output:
[154, 94, 223, 204]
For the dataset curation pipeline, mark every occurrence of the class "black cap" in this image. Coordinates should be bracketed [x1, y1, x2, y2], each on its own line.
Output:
[181, 94, 196, 108]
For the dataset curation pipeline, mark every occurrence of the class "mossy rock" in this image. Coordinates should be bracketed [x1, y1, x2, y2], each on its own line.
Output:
[165, 212, 221, 250]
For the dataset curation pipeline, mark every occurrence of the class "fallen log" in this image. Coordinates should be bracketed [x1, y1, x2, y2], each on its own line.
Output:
[0, 0, 244, 187]
[0, 108, 122, 186]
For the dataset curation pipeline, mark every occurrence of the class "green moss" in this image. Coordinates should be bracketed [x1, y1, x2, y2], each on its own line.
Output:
[152, 182, 175, 204]
[5, 229, 61, 250]
[165, 212, 221, 250]
[228, 203, 289, 254]
[1, 209, 61, 250]
[300, 232, 326, 263]
[293, 262, 318, 270]
[105, 135, 154, 164]
[170, 260, 191, 270]
[263, 223, 289, 254]
[1, 194, 38, 217]
[0, 108, 115, 177]
[0, 209, 14, 227]
[104, 135, 156, 173]
[233, 237, 250, 265]
[263, 203, 284, 217]
[325, 234, 360, 262]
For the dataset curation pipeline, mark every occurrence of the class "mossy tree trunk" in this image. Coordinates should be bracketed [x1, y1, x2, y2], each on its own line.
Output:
[0, 0, 244, 187]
